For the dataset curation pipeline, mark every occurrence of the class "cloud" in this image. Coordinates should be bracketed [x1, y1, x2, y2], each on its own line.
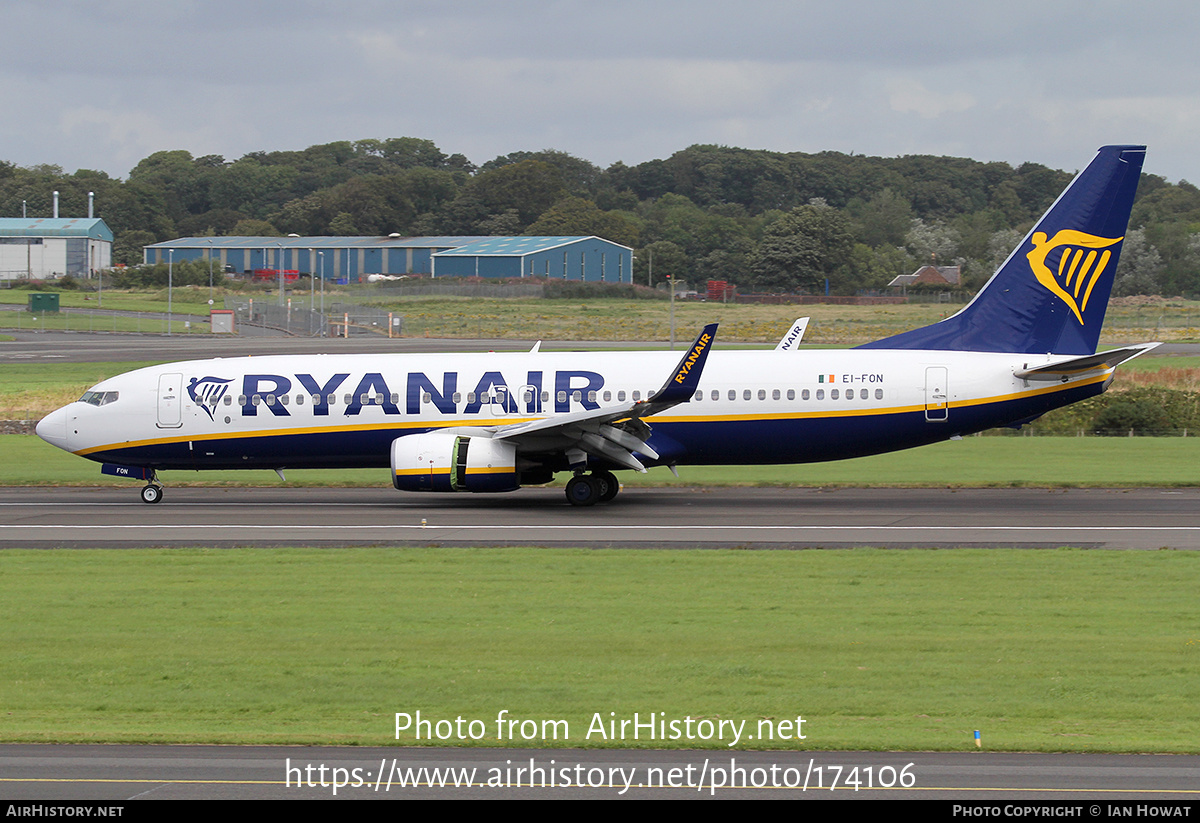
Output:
[885, 78, 976, 119]
[2, 1, 1200, 181]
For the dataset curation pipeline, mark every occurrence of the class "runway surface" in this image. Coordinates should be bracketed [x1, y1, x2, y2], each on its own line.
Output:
[0, 330, 672, 363]
[3, 744, 1199, 800]
[5, 330, 1200, 364]
[3, 486, 1199, 550]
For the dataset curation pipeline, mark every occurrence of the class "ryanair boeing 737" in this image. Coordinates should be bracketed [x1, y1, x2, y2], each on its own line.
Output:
[36, 145, 1156, 506]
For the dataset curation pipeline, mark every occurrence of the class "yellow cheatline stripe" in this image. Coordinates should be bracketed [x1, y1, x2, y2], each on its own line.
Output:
[74, 372, 1112, 458]
[953, 370, 1110, 410]
[75, 416, 533, 456]
[394, 467, 513, 476]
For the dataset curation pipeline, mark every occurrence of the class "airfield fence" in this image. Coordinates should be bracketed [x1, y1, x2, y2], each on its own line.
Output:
[0, 305, 207, 334]
[222, 297, 403, 337]
[364, 282, 545, 299]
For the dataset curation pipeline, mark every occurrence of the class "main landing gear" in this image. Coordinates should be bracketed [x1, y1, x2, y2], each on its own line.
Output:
[565, 470, 620, 507]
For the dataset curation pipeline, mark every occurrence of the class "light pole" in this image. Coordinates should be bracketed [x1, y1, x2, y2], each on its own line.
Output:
[318, 251, 325, 335]
[207, 238, 215, 306]
[668, 273, 676, 350]
[167, 249, 174, 336]
[277, 242, 285, 305]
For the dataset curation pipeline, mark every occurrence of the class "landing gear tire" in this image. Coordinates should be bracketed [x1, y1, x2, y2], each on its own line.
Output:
[566, 474, 600, 507]
[140, 484, 163, 505]
[595, 470, 620, 502]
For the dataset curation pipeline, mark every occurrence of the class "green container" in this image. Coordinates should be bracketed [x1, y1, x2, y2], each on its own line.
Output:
[28, 293, 60, 313]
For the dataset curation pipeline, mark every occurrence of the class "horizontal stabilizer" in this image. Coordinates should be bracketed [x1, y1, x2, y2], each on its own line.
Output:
[1014, 343, 1160, 381]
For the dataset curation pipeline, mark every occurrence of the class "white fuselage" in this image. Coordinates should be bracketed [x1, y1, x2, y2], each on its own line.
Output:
[36, 347, 1111, 473]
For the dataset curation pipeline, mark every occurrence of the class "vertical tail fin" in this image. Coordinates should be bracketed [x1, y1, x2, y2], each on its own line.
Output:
[860, 145, 1145, 355]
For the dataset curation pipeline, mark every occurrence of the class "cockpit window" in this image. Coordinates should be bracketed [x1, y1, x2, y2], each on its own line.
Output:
[79, 390, 119, 407]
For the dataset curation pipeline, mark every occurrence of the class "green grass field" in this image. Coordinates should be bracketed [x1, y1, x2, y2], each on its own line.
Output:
[2, 546, 1198, 751]
[4, 287, 1200, 343]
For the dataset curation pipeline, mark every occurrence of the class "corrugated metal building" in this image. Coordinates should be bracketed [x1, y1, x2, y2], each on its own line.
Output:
[0, 218, 113, 280]
[143, 235, 633, 283]
[431, 236, 632, 281]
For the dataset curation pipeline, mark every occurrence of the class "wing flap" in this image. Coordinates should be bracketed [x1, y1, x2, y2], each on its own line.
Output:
[491, 324, 717, 469]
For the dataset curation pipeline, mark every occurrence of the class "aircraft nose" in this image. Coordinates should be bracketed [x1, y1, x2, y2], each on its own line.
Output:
[36, 406, 70, 451]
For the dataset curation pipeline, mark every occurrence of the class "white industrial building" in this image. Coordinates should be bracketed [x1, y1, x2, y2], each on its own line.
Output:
[0, 218, 113, 281]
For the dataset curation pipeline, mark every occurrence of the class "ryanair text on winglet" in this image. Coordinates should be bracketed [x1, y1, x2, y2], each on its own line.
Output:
[673, 333, 712, 385]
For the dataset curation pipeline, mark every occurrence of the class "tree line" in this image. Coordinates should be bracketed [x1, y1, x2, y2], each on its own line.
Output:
[3, 138, 1198, 296]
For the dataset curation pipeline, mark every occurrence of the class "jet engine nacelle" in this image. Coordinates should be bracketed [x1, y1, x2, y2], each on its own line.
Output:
[391, 432, 520, 493]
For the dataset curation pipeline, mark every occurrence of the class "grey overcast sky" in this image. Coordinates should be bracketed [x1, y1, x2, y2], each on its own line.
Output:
[4, 0, 1198, 182]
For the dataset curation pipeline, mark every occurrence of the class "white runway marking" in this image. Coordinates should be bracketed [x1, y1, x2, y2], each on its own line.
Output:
[5, 524, 1200, 532]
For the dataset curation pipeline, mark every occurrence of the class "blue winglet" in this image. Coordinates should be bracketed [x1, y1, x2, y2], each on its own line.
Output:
[651, 323, 718, 404]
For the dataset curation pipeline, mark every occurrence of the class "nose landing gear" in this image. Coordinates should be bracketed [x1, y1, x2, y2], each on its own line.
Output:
[140, 470, 164, 504]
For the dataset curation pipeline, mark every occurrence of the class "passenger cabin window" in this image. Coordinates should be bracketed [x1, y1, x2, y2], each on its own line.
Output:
[801, 389, 809, 400]
[875, 388, 884, 400]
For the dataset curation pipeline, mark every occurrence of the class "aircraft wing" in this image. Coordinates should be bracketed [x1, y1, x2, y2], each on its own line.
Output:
[1014, 342, 1160, 381]
[491, 324, 717, 471]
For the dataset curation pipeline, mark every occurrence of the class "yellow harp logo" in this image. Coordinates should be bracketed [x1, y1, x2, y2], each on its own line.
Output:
[1025, 230, 1123, 325]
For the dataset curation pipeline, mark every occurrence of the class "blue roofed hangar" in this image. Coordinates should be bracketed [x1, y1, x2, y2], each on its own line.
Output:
[143, 235, 633, 283]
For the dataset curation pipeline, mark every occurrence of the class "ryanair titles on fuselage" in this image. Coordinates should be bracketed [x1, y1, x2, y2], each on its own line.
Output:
[206, 369, 610, 418]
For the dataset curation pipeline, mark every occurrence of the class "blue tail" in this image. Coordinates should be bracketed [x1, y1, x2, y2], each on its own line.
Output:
[860, 145, 1145, 355]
